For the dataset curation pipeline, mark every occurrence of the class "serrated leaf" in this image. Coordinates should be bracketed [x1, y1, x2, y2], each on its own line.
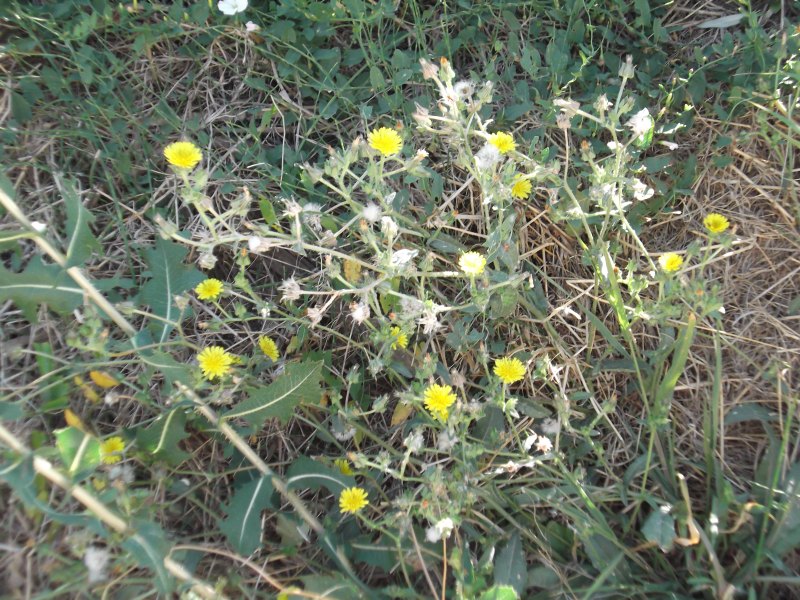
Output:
[121, 520, 174, 593]
[138, 238, 204, 344]
[54, 426, 101, 475]
[136, 408, 190, 466]
[642, 508, 675, 551]
[58, 176, 100, 267]
[494, 532, 527, 596]
[286, 456, 355, 494]
[222, 361, 323, 427]
[218, 475, 275, 554]
[0, 256, 83, 323]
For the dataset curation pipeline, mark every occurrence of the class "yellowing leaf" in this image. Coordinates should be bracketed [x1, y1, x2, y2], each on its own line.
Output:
[64, 408, 84, 431]
[343, 259, 362, 283]
[391, 401, 414, 426]
[89, 370, 118, 389]
[81, 385, 100, 403]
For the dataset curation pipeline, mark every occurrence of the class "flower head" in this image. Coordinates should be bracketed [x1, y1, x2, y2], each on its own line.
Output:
[423, 383, 457, 422]
[100, 437, 125, 465]
[511, 176, 532, 200]
[368, 127, 403, 156]
[197, 346, 235, 380]
[258, 336, 279, 361]
[494, 357, 526, 385]
[627, 108, 653, 139]
[339, 487, 368, 514]
[390, 326, 409, 350]
[459, 251, 486, 276]
[218, 0, 247, 15]
[658, 253, 683, 273]
[475, 143, 501, 171]
[334, 458, 354, 476]
[488, 132, 516, 154]
[703, 213, 729, 234]
[535, 435, 553, 453]
[195, 278, 224, 301]
[163, 141, 202, 170]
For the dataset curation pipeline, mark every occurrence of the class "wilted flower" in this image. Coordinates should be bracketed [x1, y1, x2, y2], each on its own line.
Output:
[302, 202, 322, 231]
[619, 54, 635, 79]
[594, 94, 612, 114]
[418, 310, 442, 335]
[419, 58, 439, 80]
[556, 113, 572, 131]
[279, 277, 301, 302]
[627, 108, 653, 138]
[197, 251, 217, 270]
[349, 301, 370, 324]
[307, 305, 326, 327]
[535, 435, 553, 453]
[381, 216, 399, 239]
[282, 198, 303, 218]
[390, 248, 418, 268]
[437, 429, 457, 452]
[404, 428, 424, 453]
[554, 98, 580, 117]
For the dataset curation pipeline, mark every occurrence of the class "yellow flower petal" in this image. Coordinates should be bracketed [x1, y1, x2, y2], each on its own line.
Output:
[164, 141, 203, 170]
[390, 326, 408, 350]
[488, 131, 516, 154]
[100, 436, 125, 465]
[339, 486, 368, 514]
[368, 127, 403, 156]
[195, 278, 224, 301]
[493, 357, 526, 385]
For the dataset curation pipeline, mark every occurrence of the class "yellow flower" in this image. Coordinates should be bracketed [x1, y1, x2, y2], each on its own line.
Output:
[703, 213, 729, 234]
[423, 383, 457, 422]
[258, 335, 279, 361]
[163, 141, 202, 170]
[339, 486, 368, 514]
[488, 131, 516, 154]
[494, 357, 526, 385]
[459, 251, 486, 276]
[100, 436, 125, 465]
[195, 278, 224, 301]
[511, 176, 532, 199]
[334, 458, 354, 476]
[390, 326, 408, 350]
[658, 253, 683, 273]
[197, 346, 235, 380]
[368, 127, 403, 156]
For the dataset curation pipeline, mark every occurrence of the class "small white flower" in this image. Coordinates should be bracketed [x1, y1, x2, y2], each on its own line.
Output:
[627, 108, 653, 138]
[426, 517, 455, 543]
[218, 0, 247, 15]
[362, 203, 381, 223]
[302, 202, 322, 231]
[390, 249, 418, 268]
[413, 148, 429, 162]
[535, 435, 553, 453]
[279, 277, 301, 303]
[30, 221, 47, 233]
[245, 21, 259, 32]
[84, 546, 110, 584]
[349, 301, 370, 324]
[475, 143, 501, 171]
[631, 179, 654, 201]
[197, 251, 217, 270]
[453, 80, 475, 99]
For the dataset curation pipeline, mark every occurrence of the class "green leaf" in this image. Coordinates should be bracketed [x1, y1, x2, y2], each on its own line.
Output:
[121, 520, 174, 593]
[222, 361, 323, 427]
[286, 573, 361, 599]
[641, 508, 675, 552]
[136, 408, 190, 466]
[494, 532, 527, 596]
[58, 175, 100, 267]
[478, 585, 519, 600]
[218, 475, 275, 555]
[0, 256, 83, 323]
[654, 312, 696, 408]
[54, 427, 101, 476]
[286, 456, 355, 495]
[259, 197, 277, 226]
[138, 238, 204, 344]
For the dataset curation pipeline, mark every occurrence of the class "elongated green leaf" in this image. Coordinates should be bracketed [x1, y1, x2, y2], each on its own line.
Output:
[641, 508, 675, 552]
[479, 586, 519, 600]
[654, 312, 696, 407]
[284, 574, 361, 599]
[494, 532, 527, 596]
[136, 408, 190, 465]
[121, 520, 174, 593]
[138, 238, 204, 344]
[286, 456, 355, 495]
[222, 361, 323, 427]
[58, 175, 100, 267]
[218, 475, 275, 554]
[0, 256, 83, 322]
[54, 427, 101, 476]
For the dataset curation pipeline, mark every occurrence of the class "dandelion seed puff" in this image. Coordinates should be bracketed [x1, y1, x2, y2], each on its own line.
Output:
[84, 546, 110, 584]
[279, 277, 301, 302]
[349, 301, 370, 324]
[362, 203, 381, 223]
[475, 143, 501, 171]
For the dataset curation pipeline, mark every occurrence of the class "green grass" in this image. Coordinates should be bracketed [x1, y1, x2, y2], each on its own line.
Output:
[1, 1, 799, 598]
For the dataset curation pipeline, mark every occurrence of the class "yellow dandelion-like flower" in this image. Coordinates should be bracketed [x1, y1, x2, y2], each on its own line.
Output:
[658, 253, 684, 273]
[195, 278, 224, 301]
[368, 127, 403, 156]
[334, 458, 354, 476]
[459, 251, 486, 276]
[423, 383, 457, 422]
[511, 176, 532, 200]
[258, 335, 279, 361]
[197, 346, 235, 380]
[100, 436, 125, 465]
[703, 213, 729, 234]
[488, 131, 516, 154]
[163, 141, 203, 170]
[339, 487, 368, 514]
[494, 357, 526, 385]
[390, 326, 409, 350]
